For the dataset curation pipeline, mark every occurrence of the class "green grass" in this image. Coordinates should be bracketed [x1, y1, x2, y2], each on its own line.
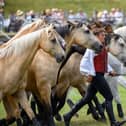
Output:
[4, 0, 126, 16]
[0, 86, 126, 126]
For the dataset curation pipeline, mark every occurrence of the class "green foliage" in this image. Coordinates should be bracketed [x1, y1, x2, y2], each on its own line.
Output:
[4, 0, 126, 16]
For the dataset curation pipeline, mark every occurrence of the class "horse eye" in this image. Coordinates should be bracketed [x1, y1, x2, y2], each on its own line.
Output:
[84, 30, 90, 34]
[115, 35, 119, 40]
[51, 39, 56, 44]
[119, 43, 124, 48]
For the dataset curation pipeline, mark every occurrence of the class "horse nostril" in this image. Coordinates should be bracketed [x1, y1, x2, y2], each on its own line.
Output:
[61, 55, 65, 60]
[56, 54, 65, 63]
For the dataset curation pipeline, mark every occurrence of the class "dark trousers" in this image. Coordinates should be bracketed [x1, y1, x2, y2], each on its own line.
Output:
[84, 72, 113, 103]
[66, 72, 116, 123]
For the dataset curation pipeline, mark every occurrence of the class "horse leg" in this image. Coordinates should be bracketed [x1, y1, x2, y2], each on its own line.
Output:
[32, 94, 45, 125]
[14, 89, 41, 126]
[92, 96, 106, 120]
[37, 84, 56, 126]
[109, 77, 124, 118]
[3, 95, 22, 126]
[21, 93, 36, 126]
[76, 85, 100, 120]
[52, 80, 69, 120]
[54, 89, 68, 121]
[21, 108, 31, 126]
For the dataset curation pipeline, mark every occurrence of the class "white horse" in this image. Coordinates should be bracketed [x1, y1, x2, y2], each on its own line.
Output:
[103, 26, 126, 118]
[114, 26, 126, 41]
[104, 53, 126, 118]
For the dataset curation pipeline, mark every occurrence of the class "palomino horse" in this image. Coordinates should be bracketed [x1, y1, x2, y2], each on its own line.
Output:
[0, 25, 66, 126]
[0, 21, 103, 126]
[24, 22, 103, 126]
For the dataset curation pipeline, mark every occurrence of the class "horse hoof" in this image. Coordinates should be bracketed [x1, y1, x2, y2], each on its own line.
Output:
[55, 113, 62, 121]
[63, 114, 70, 126]
[111, 120, 126, 126]
[97, 117, 107, 123]
[16, 118, 22, 126]
[32, 117, 41, 126]
[92, 113, 100, 121]
[0, 119, 7, 126]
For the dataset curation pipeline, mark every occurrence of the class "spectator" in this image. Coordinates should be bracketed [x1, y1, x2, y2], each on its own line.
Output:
[109, 8, 116, 24]
[114, 8, 124, 27]
[15, 9, 25, 32]
[8, 12, 16, 32]
[0, 0, 5, 7]
[68, 10, 76, 21]
[75, 9, 88, 22]
[0, 8, 4, 30]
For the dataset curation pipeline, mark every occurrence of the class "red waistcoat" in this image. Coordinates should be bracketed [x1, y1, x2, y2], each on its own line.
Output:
[94, 47, 108, 73]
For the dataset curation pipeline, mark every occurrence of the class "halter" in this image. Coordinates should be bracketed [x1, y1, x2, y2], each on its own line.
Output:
[105, 33, 123, 46]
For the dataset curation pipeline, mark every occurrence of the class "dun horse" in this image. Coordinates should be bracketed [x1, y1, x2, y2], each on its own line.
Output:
[0, 21, 103, 126]
[0, 24, 65, 126]
[24, 22, 103, 126]
[50, 23, 126, 125]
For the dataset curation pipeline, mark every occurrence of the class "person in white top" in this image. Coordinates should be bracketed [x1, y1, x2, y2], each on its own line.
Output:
[63, 27, 126, 126]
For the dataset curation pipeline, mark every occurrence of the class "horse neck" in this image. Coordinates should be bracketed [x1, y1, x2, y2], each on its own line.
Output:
[2, 29, 44, 62]
[65, 31, 75, 52]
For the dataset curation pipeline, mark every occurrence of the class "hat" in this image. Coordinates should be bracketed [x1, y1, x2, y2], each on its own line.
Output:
[104, 24, 113, 33]
[92, 27, 105, 34]
[16, 10, 24, 16]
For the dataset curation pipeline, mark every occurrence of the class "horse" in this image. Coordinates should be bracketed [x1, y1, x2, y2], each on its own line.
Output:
[98, 26, 126, 118]
[114, 26, 126, 41]
[0, 21, 103, 126]
[26, 21, 124, 124]
[0, 24, 66, 126]
[50, 24, 126, 124]
[24, 22, 104, 126]
[104, 53, 126, 118]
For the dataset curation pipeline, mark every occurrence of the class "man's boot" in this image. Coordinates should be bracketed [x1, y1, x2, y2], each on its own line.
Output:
[63, 98, 86, 126]
[117, 104, 124, 118]
[105, 101, 126, 126]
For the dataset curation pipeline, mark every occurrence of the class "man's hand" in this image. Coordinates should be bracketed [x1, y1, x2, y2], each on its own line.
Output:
[86, 75, 93, 82]
[109, 71, 117, 77]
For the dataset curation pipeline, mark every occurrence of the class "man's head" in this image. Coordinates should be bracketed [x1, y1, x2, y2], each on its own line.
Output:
[93, 28, 106, 44]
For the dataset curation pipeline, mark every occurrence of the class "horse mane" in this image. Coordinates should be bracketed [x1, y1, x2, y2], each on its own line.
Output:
[55, 25, 70, 38]
[0, 28, 47, 59]
[8, 19, 46, 42]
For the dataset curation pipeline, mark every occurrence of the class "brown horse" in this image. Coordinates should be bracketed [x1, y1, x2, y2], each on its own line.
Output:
[0, 24, 65, 126]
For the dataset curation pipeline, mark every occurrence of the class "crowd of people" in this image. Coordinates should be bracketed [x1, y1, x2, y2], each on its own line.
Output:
[0, 7, 125, 33]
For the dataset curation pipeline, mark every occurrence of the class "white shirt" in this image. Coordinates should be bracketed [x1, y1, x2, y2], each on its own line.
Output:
[80, 49, 113, 76]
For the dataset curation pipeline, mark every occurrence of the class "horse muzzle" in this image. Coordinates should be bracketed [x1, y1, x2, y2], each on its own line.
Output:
[55, 54, 65, 63]
[92, 42, 103, 54]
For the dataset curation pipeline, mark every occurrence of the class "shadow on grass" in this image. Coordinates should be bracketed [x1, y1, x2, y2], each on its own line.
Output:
[56, 118, 108, 126]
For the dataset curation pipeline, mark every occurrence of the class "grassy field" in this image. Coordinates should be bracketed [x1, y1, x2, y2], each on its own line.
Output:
[1, 1, 126, 126]
[0, 86, 126, 126]
[4, 0, 126, 16]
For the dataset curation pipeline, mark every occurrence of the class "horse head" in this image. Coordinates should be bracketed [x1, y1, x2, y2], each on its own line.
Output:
[106, 33, 126, 66]
[39, 24, 66, 63]
[55, 21, 103, 54]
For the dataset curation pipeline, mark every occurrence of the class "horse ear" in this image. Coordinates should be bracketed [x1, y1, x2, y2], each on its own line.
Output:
[67, 20, 76, 31]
